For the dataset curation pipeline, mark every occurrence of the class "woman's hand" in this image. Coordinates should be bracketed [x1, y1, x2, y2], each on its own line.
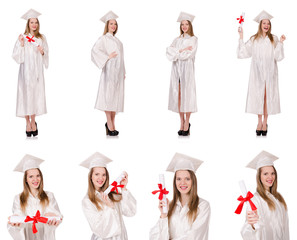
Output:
[101, 192, 115, 208]
[8, 216, 21, 227]
[179, 46, 193, 53]
[246, 210, 259, 229]
[159, 199, 169, 218]
[109, 51, 118, 59]
[238, 27, 243, 39]
[120, 171, 128, 190]
[37, 45, 44, 55]
[18, 34, 24, 47]
[44, 213, 61, 226]
[280, 35, 286, 43]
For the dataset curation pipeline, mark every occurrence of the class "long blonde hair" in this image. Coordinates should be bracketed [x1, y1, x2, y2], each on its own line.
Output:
[180, 20, 194, 37]
[251, 20, 274, 44]
[24, 18, 43, 39]
[87, 167, 122, 211]
[256, 166, 287, 211]
[103, 20, 118, 36]
[20, 168, 49, 213]
[168, 170, 199, 224]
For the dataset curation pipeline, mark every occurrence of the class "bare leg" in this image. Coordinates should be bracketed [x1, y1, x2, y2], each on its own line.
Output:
[178, 82, 184, 130]
[25, 116, 31, 132]
[31, 115, 36, 131]
[105, 111, 114, 131]
[111, 112, 116, 130]
[257, 115, 262, 131]
[184, 112, 191, 131]
[262, 88, 268, 131]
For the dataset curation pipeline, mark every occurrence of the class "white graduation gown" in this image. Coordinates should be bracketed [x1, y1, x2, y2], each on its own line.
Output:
[241, 192, 289, 240]
[91, 32, 125, 112]
[12, 34, 49, 117]
[237, 35, 284, 115]
[7, 191, 62, 240]
[150, 198, 210, 240]
[82, 190, 137, 240]
[166, 34, 198, 113]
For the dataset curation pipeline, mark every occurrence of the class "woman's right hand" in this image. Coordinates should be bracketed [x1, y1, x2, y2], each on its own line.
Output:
[179, 46, 193, 53]
[246, 210, 259, 228]
[8, 216, 21, 227]
[238, 27, 243, 39]
[159, 199, 169, 218]
[108, 51, 118, 59]
[18, 34, 24, 47]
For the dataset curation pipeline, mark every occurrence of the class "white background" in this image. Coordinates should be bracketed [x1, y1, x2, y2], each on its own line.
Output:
[0, 0, 296, 239]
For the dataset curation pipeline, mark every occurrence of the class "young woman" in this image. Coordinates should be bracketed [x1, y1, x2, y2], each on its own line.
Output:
[150, 153, 210, 240]
[8, 155, 62, 240]
[241, 151, 289, 240]
[237, 10, 286, 136]
[81, 152, 136, 239]
[91, 11, 126, 136]
[167, 12, 198, 136]
[12, 9, 49, 137]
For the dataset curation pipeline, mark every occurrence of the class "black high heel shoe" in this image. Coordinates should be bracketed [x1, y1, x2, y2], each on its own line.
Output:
[182, 123, 191, 136]
[178, 130, 183, 136]
[256, 129, 262, 136]
[26, 131, 32, 137]
[261, 124, 268, 136]
[105, 123, 117, 136]
[32, 122, 38, 137]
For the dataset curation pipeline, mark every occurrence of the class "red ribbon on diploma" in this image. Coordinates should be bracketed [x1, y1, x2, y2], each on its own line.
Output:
[26, 35, 35, 43]
[237, 16, 244, 24]
[152, 184, 169, 200]
[235, 191, 257, 214]
[110, 181, 124, 194]
[24, 210, 48, 234]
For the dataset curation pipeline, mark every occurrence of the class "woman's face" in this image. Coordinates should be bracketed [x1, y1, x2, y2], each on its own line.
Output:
[261, 19, 270, 34]
[260, 166, 275, 190]
[26, 169, 41, 191]
[181, 20, 189, 34]
[108, 19, 117, 33]
[176, 170, 192, 195]
[92, 167, 107, 191]
[29, 18, 38, 32]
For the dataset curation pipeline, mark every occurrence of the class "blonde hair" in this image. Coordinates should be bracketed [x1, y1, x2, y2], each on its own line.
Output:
[20, 168, 49, 213]
[256, 166, 287, 211]
[24, 18, 43, 39]
[168, 170, 199, 224]
[251, 20, 274, 44]
[87, 167, 122, 211]
[103, 20, 118, 36]
[180, 20, 194, 37]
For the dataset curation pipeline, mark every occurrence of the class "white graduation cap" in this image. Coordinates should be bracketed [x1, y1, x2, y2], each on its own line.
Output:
[166, 153, 203, 172]
[21, 9, 41, 20]
[100, 11, 118, 23]
[177, 11, 195, 23]
[14, 154, 44, 172]
[80, 152, 112, 169]
[254, 10, 273, 23]
[246, 151, 278, 170]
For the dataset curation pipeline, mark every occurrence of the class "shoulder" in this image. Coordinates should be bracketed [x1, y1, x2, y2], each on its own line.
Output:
[272, 35, 279, 41]
[13, 193, 21, 201]
[45, 191, 55, 200]
[198, 198, 210, 209]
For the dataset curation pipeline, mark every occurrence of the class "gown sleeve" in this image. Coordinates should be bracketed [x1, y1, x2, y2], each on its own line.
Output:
[237, 38, 253, 59]
[273, 36, 284, 61]
[91, 36, 110, 69]
[82, 197, 121, 238]
[12, 37, 25, 64]
[42, 35, 49, 69]
[178, 36, 198, 61]
[166, 38, 180, 62]
[149, 217, 169, 240]
[120, 190, 137, 217]
[7, 195, 26, 240]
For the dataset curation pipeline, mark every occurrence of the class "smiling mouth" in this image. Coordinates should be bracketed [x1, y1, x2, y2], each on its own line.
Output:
[179, 186, 188, 190]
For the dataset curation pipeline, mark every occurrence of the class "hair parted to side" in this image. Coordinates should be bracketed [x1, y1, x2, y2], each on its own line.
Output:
[103, 20, 118, 36]
[168, 170, 199, 224]
[180, 20, 194, 37]
[20, 168, 49, 213]
[256, 166, 287, 211]
[88, 167, 122, 211]
[251, 20, 274, 44]
[24, 18, 43, 39]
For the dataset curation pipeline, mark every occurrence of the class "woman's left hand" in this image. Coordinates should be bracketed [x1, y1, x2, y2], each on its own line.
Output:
[120, 171, 128, 190]
[37, 45, 44, 55]
[44, 213, 61, 226]
[280, 35, 286, 43]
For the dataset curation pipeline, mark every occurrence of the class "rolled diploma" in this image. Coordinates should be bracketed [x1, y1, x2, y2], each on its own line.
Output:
[10, 215, 61, 223]
[239, 180, 259, 229]
[22, 34, 39, 47]
[159, 174, 168, 214]
[104, 171, 125, 195]
[239, 12, 245, 31]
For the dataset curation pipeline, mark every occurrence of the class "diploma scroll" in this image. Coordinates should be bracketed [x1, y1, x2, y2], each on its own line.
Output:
[10, 215, 61, 223]
[104, 171, 125, 195]
[159, 174, 168, 214]
[237, 12, 245, 32]
[239, 180, 259, 229]
[22, 34, 39, 47]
